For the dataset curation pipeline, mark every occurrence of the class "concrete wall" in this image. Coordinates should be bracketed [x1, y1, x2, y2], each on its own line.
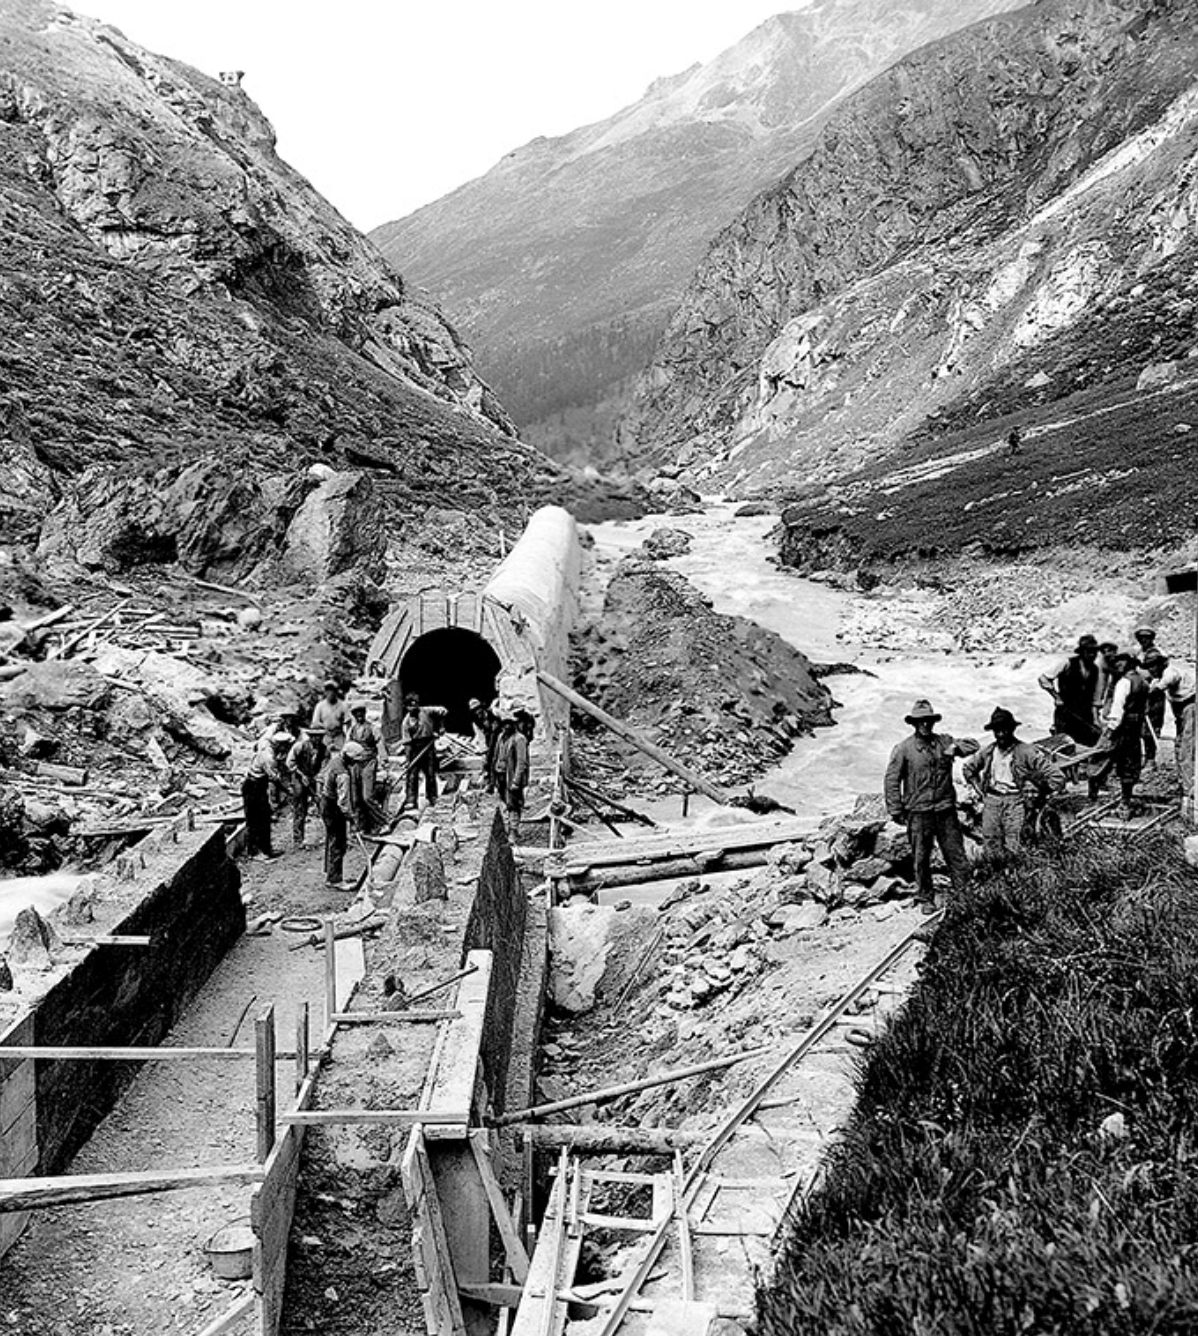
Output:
[0, 824, 242, 1260]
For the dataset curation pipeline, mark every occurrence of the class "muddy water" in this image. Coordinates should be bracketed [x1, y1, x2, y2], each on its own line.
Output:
[588, 505, 1051, 822]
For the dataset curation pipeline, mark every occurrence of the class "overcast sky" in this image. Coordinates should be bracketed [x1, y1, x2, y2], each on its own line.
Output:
[75, 1, 806, 233]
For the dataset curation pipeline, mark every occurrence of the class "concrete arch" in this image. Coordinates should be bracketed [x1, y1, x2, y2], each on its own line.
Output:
[366, 506, 582, 741]
[397, 626, 501, 736]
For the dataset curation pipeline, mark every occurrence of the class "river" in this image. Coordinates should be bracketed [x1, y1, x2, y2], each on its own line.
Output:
[588, 505, 1052, 822]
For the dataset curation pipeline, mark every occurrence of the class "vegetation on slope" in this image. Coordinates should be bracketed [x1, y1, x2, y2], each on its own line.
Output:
[759, 832, 1198, 1334]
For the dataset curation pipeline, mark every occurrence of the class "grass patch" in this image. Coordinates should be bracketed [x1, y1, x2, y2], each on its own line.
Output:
[759, 833, 1198, 1335]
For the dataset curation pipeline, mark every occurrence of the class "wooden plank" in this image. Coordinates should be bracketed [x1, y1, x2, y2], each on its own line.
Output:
[279, 1110, 461, 1127]
[0, 1058, 35, 1136]
[329, 1009, 459, 1025]
[556, 817, 811, 873]
[424, 950, 492, 1140]
[0, 1165, 265, 1213]
[295, 1003, 309, 1093]
[0, 1046, 265, 1062]
[411, 1132, 469, 1336]
[256, 1005, 277, 1164]
[674, 1152, 694, 1303]
[323, 920, 337, 1028]
[469, 1131, 530, 1283]
[536, 671, 729, 805]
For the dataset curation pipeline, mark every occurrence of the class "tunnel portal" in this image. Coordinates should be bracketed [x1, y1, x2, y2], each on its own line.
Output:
[398, 627, 501, 736]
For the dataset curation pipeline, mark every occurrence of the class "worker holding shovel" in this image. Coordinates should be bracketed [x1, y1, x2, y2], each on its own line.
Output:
[400, 695, 447, 811]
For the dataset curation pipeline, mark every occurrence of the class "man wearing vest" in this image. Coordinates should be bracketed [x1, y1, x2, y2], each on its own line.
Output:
[1038, 635, 1104, 745]
[884, 699, 979, 913]
[1089, 651, 1150, 818]
[319, 746, 357, 889]
[963, 708, 1065, 861]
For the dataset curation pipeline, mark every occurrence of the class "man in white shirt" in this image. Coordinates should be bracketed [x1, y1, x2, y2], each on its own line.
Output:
[1142, 649, 1196, 777]
[1089, 652, 1151, 818]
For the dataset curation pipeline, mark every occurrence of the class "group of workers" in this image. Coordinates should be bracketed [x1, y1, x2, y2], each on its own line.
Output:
[240, 680, 535, 890]
[885, 625, 1195, 914]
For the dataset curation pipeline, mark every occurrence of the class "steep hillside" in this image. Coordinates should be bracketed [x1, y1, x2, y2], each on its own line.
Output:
[624, 0, 1198, 504]
[0, 0, 568, 570]
[371, 0, 1019, 464]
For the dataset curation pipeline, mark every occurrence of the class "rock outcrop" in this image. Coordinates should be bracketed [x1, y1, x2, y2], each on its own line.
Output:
[0, 0, 560, 566]
[372, 0, 1018, 463]
[624, 0, 1198, 506]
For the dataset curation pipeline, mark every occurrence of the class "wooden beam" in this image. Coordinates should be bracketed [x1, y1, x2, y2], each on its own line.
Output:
[295, 1001, 310, 1093]
[278, 1110, 463, 1127]
[536, 670, 730, 805]
[329, 1010, 460, 1025]
[0, 1165, 264, 1213]
[424, 950, 492, 1139]
[469, 1132, 530, 1283]
[323, 919, 337, 1028]
[511, 1126, 703, 1155]
[57, 935, 152, 948]
[194, 1289, 255, 1336]
[0, 1046, 295, 1061]
[492, 1045, 770, 1127]
[256, 1005, 276, 1164]
[570, 848, 773, 893]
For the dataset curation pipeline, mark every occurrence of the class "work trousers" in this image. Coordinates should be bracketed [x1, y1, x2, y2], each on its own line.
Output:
[981, 793, 1025, 860]
[907, 808, 970, 900]
[291, 776, 311, 847]
[359, 755, 378, 805]
[241, 774, 274, 857]
[322, 797, 347, 884]
[1091, 726, 1143, 789]
[1179, 703, 1195, 796]
[405, 741, 438, 807]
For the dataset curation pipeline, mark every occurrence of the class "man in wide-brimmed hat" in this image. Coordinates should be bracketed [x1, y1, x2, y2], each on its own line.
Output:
[286, 726, 326, 849]
[884, 699, 979, 911]
[964, 707, 1065, 861]
[1037, 635, 1104, 745]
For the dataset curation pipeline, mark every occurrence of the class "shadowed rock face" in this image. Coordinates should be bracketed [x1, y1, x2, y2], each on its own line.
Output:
[371, 0, 1020, 465]
[0, 0, 564, 559]
[623, 0, 1198, 490]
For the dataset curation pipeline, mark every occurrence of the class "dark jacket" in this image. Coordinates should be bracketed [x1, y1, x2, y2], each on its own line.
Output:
[884, 732, 978, 817]
[963, 740, 1065, 798]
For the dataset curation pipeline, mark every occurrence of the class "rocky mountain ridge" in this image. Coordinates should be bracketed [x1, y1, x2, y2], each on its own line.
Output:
[624, 0, 1198, 518]
[0, 0, 571, 579]
[371, 0, 1019, 464]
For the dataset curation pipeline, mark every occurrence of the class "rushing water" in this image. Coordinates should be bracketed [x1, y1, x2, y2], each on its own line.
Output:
[588, 505, 1052, 823]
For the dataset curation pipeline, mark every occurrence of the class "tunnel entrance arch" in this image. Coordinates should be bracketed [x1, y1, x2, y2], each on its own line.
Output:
[398, 627, 501, 736]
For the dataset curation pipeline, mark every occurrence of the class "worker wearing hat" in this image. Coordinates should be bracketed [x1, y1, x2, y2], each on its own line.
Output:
[286, 727, 325, 849]
[1142, 648, 1196, 779]
[346, 701, 383, 807]
[498, 711, 530, 836]
[1134, 630, 1164, 764]
[1090, 651, 1151, 818]
[1037, 635, 1104, 745]
[963, 708, 1065, 861]
[311, 679, 350, 752]
[241, 731, 292, 862]
[318, 741, 361, 889]
[400, 694, 448, 811]
[884, 699, 979, 912]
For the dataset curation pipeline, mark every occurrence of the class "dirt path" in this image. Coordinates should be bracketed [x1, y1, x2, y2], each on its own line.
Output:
[0, 836, 356, 1336]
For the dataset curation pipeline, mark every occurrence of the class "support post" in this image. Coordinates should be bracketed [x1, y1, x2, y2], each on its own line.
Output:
[256, 1004, 276, 1163]
[295, 1001, 310, 1093]
[324, 919, 337, 1028]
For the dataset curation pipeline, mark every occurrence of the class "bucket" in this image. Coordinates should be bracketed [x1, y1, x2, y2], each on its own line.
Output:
[204, 1216, 254, 1280]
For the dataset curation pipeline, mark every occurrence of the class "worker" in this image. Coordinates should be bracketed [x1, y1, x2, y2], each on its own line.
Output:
[468, 697, 501, 792]
[286, 727, 324, 849]
[346, 702, 383, 805]
[1133, 625, 1159, 661]
[1089, 651, 1150, 818]
[241, 731, 291, 861]
[401, 694, 447, 810]
[311, 679, 350, 752]
[1006, 425, 1023, 456]
[1038, 635, 1104, 745]
[319, 744, 357, 889]
[883, 699, 978, 913]
[963, 707, 1065, 861]
[1142, 648, 1196, 765]
[501, 712, 530, 835]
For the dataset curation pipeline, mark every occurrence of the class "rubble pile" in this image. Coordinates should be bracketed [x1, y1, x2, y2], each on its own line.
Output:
[571, 555, 836, 788]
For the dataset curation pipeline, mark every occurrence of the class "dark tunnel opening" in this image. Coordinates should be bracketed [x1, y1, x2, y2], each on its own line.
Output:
[399, 627, 501, 736]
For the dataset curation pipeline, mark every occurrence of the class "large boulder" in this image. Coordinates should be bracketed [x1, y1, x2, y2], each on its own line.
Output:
[0, 661, 110, 712]
[284, 471, 386, 583]
[642, 527, 693, 560]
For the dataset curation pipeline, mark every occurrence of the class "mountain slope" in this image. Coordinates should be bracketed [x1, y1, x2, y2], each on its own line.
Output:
[371, 0, 1020, 464]
[0, 0, 565, 567]
[623, 0, 1198, 509]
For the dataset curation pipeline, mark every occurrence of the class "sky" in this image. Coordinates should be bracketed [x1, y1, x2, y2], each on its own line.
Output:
[74, 1, 808, 233]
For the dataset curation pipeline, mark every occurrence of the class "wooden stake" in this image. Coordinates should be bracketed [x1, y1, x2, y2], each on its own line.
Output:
[324, 919, 337, 1027]
[278, 1110, 459, 1126]
[296, 1001, 310, 1092]
[255, 1004, 276, 1163]
[469, 1132, 530, 1284]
